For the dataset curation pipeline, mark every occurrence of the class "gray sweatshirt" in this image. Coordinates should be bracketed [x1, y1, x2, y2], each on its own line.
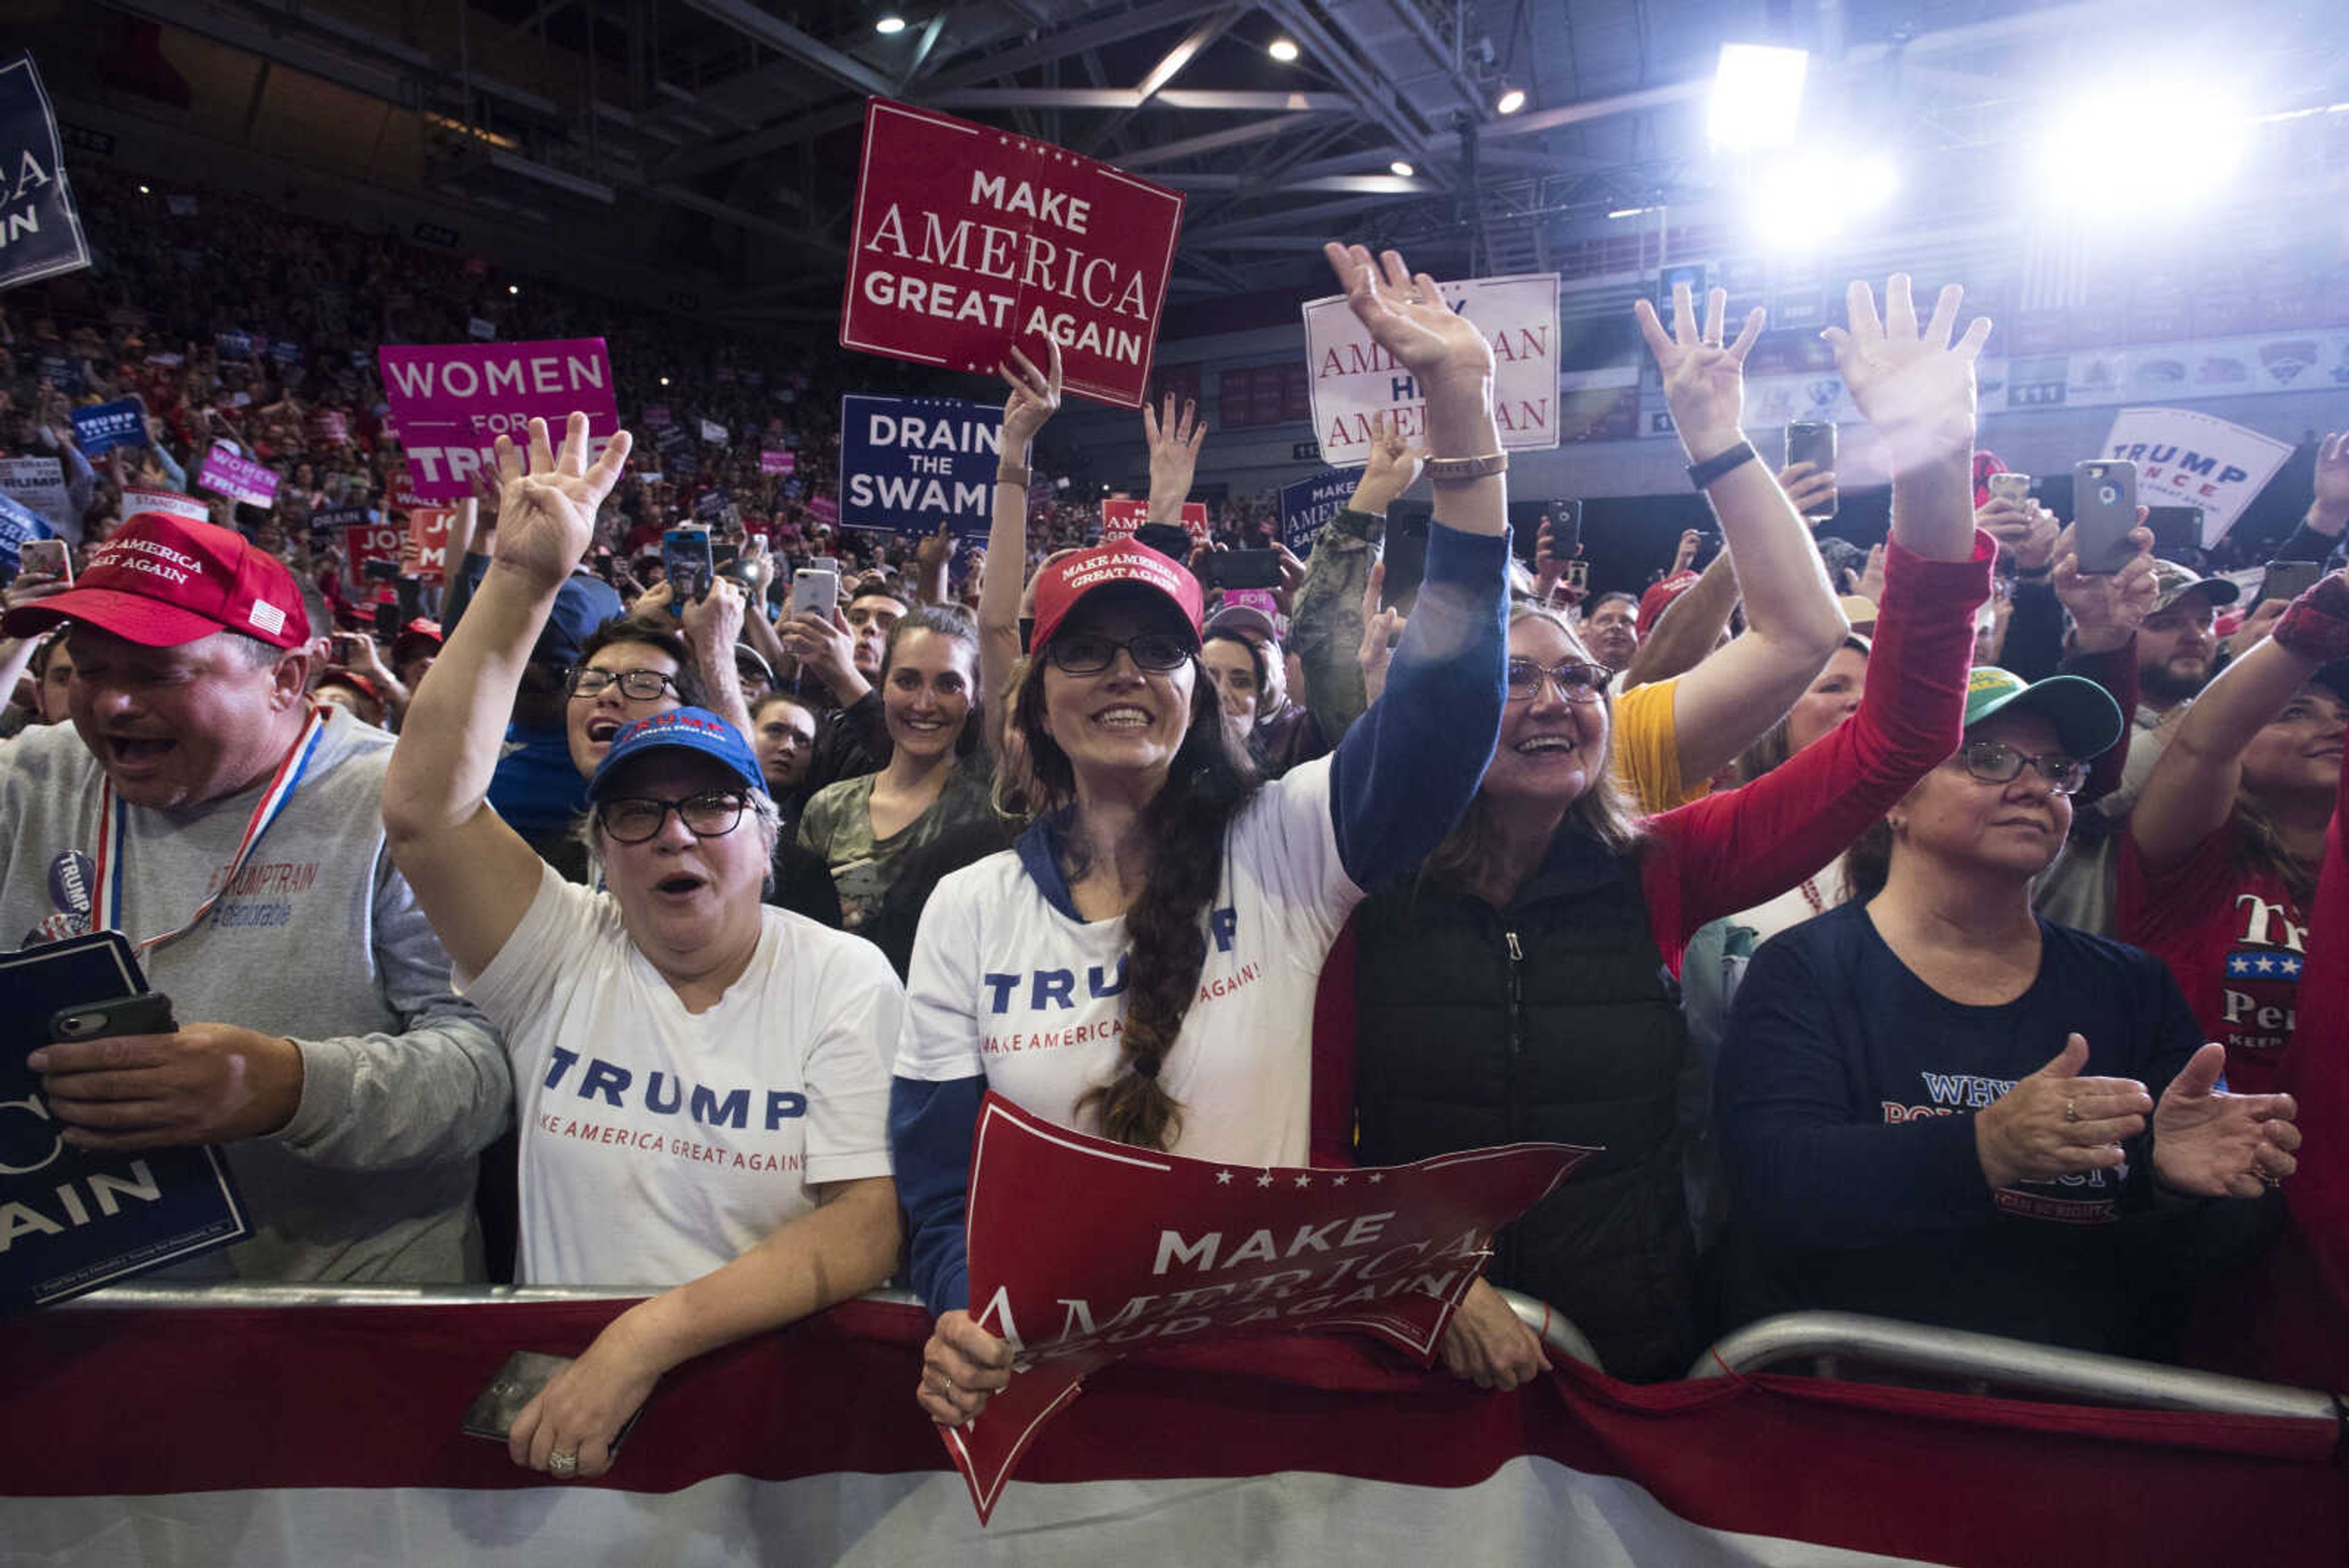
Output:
[0, 709, 511, 1282]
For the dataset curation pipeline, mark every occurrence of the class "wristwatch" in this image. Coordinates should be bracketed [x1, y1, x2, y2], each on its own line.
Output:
[1685, 440, 1756, 490]
[995, 464, 1031, 487]
[1422, 452, 1509, 483]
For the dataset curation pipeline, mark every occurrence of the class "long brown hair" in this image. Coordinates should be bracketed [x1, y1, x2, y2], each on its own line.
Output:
[1002, 642, 1258, 1150]
[1423, 601, 1641, 893]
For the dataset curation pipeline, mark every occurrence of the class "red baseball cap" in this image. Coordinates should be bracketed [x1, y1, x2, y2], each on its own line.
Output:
[2, 513, 310, 649]
[1029, 543, 1205, 655]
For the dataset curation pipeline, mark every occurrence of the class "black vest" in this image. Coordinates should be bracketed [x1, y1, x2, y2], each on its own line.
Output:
[1352, 826, 1696, 1381]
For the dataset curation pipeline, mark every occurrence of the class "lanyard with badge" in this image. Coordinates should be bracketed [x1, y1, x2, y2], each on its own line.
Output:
[89, 706, 332, 958]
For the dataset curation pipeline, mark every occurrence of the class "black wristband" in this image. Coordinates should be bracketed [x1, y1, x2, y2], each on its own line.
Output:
[1686, 440, 1756, 490]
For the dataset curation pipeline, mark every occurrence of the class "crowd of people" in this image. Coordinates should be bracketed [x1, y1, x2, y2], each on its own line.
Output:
[3, 156, 2346, 1484]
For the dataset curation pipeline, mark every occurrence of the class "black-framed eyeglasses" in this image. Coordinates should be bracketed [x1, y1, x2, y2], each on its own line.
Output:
[1953, 738, 2088, 795]
[1504, 657, 1608, 704]
[567, 667, 681, 701]
[596, 791, 749, 844]
[1044, 631, 1195, 677]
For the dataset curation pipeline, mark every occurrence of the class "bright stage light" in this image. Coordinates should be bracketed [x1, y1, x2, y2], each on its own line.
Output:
[875, 15, 907, 35]
[1495, 86, 1527, 116]
[2035, 85, 2249, 205]
[1268, 38, 1300, 63]
[1709, 44, 1808, 152]
[1745, 150, 1898, 250]
[1390, 160, 1415, 177]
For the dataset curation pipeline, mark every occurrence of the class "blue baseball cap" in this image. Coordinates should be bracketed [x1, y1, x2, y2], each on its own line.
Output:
[586, 708, 765, 801]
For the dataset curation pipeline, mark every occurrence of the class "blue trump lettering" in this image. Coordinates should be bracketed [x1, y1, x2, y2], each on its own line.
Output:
[542, 1047, 807, 1128]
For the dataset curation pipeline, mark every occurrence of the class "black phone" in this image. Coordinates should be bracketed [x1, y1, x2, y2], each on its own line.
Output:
[2071, 460, 2140, 574]
[1548, 499, 1583, 559]
[661, 527, 714, 614]
[2259, 561, 2323, 608]
[51, 990, 177, 1042]
[1201, 549, 1284, 590]
[1132, 522, 1197, 562]
[460, 1350, 647, 1457]
[361, 558, 400, 582]
[1784, 423, 1839, 519]
[2143, 505, 2204, 559]
[330, 633, 360, 664]
[1379, 507, 1432, 612]
[373, 601, 399, 643]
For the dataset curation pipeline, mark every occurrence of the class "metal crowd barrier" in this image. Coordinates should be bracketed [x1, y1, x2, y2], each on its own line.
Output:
[1691, 1309, 2344, 1424]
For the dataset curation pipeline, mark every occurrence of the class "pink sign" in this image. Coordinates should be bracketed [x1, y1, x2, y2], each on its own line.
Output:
[1100, 497, 1208, 544]
[839, 98, 1184, 409]
[376, 338, 618, 500]
[946, 1093, 1595, 1522]
[760, 449, 797, 476]
[195, 445, 279, 509]
[805, 496, 840, 529]
[1223, 588, 1280, 617]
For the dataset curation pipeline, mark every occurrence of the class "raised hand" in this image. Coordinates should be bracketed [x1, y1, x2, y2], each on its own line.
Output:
[491, 413, 631, 590]
[2052, 519, 2158, 654]
[1820, 275, 1992, 467]
[999, 338, 1062, 458]
[1321, 243, 1493, 388]
[1143, 392, 1206, 506]
[1534, 515, 1568, 599]
[2150, 1043, 2300, 1199]
[680, 575, 746, 660]
[1633, 282, 1764, 458]
[1972, 1035, 2151, 1191]
[1777, 460, 1838, 524]
[2308, 430, 2349, 535]
[1978, 496, 2059, 573]
[1357, 561, 1405, 705]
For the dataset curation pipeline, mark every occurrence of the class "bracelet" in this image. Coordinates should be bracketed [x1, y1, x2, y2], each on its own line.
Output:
[2273, 573, 2349, 662]
[995, 464, 1031, 488]
[1685, 440, 1756, 490]
[1422, 452, 1508, 483]
[2013, 564, 2053, 583]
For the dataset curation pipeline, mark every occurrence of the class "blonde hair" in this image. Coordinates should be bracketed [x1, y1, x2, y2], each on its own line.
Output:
[1424, 601, 1642, 890]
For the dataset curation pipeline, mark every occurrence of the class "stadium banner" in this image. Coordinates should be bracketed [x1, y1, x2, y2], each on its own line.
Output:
[1302, 273, 1560, 467]
[2100, 406, 2296, 546]
[2, 1292, 2338, 1566]
[0, 53, 91, 292]
[839, 98, 1184, 409]
[0, 455, 69, 528]
[69, 398, 146, 456]
[837, 393, 1002, 538]
[1099, 497, 1208, 544]
[1279, 471, 1357, 557]
[760, 449, 796, 476]
[121, 486, 212, 524]
[196, 444, 279, 509]
[950, 1093, 1595, 1520]
[377, 337, 619, 500]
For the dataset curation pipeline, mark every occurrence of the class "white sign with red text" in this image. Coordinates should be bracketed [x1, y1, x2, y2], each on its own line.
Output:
[2099, 406, 2296, 546]
[1302, 273, 1559, 467]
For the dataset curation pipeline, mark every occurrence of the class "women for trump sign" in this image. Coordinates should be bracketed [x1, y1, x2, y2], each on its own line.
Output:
[839, 99, 1184, 409]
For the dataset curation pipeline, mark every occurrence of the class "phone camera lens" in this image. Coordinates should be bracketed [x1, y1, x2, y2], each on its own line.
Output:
[2098, 485, 2120, 505]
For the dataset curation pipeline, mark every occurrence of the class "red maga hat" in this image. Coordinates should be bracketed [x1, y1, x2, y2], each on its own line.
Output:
[1029, 543, 1204, 655]
[2, 513, 309, 650]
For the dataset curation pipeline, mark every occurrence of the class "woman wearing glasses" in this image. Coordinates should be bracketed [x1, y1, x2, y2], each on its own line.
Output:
[384, 415, 903, 1481]
[1715, 667, 2299, 1359]
[1330, 277, 2008, 1386]
[896, 243, 1514, 1429]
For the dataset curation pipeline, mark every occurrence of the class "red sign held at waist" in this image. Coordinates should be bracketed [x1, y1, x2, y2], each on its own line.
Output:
[840, 98, 1184, 410]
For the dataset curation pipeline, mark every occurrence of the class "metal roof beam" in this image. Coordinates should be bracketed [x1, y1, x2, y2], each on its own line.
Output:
[675, 0, 892, 98]
[932, 88, 1353, 112]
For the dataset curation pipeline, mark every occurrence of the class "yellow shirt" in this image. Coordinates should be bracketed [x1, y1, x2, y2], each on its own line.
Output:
[1611, 675, 1707, 815]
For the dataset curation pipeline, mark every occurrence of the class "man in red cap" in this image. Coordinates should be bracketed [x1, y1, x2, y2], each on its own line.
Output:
[0, 512, 509, 1283]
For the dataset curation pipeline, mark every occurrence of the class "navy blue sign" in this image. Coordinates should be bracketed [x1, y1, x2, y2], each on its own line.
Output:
[213, 330, 253, 362]
[837, 393, 1003, 538]
[0, 489, 50, 570]
[69, 398, 145, 456]
[1279, 470, 1356, 558]
[0, 54, 91, 292]
[0, 933, 249, 1312]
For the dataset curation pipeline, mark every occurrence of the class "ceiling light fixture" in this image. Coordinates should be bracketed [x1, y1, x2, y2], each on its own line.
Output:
[1495, 86, 1527, 116]
[875, 15, 907, 36]
[1390, 160, 1416, 177]
[1268, 38, 1300, 63]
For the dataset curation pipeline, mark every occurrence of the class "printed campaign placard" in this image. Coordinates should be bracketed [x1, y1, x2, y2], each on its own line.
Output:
[0, 53, 92, 292]
[1280, 471, 1357, 557]
[1100, 497, 1208, 544]
[341, 517, 404, 589]
[837, 393, 1001, 538]
[2100, 407, 2296, 547]
[121, 487, 211, 524]
[69, 398, 146, 456]
[1302, 272, 1559, 466]
[0, 489, 50, 569]
[196, 444, 278, 509]
[403, 503, 456, 584]
[377, 337, 618, 500]
[760, 449, 796, 476]
[699, 418, 728, 444]
[0, 456, 68, 529]
[0, 933, 249, 1312]
[840, 98, 1184, 409]
[944, 1093, 1596, 1523]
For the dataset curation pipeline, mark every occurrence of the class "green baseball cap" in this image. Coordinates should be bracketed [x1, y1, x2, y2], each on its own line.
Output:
[1962, 666, 2125, 759]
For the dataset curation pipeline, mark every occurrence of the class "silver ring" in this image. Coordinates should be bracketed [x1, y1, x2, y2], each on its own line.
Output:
[547, 1451, 579, 1479]
[2063, 1100, 2080, 1124]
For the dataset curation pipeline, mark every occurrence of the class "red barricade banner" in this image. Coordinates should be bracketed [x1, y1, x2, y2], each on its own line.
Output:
[949, 1093, 1596, 1521]
[1100, 497, 1208, 543]
[839, 98, 1184, 409]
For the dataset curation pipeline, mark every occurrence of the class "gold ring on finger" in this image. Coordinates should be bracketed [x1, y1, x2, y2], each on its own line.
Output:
[2063, 1099, 2080, 1123]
